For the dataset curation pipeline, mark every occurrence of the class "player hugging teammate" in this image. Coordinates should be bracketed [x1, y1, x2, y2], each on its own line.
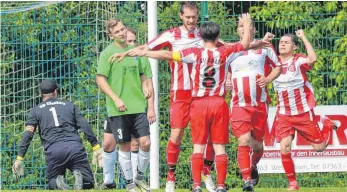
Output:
[109, 2, 339, 191]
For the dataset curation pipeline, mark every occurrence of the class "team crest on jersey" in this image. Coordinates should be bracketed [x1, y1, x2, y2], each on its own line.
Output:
[288, 63, 296, 72]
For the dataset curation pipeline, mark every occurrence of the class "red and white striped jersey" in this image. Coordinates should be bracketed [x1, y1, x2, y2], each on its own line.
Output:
[174, 43, 244, 97]
[230, 43, 281, 107]
[273, 54, 316, 115]
[147, 27, 204, 91]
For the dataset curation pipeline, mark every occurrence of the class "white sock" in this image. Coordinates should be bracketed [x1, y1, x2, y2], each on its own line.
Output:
[118, 150, 133, 181]
[131, 151, 139, 180]
[103, 150, 117, 184]
[137, 148, 150, 174]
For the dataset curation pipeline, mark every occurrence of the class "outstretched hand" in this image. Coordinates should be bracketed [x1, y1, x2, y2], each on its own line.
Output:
[108, 52, 126, 63]
[127, 48, 146, 57]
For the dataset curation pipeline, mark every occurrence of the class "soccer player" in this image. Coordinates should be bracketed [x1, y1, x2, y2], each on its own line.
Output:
[111, 2, 218, 191]
[268, 30, 338, 191]
[111, 14, 270, 192]
[227, 18, 282, 191]
[11, 79, 102, 190]
[96, 18, 151, 192]
[101, 27, 155, 189]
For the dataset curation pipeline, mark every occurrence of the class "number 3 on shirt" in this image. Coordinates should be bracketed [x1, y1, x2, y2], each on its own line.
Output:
[49, 107, 60, 126]
[202, 66, 216, 88]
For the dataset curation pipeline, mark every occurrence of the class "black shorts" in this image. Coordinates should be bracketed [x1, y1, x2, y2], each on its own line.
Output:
[104, 118, 112, 134]
[45, 141, 93, 183]
[104, 118, 138, 139]
[108, 113, 150, 143]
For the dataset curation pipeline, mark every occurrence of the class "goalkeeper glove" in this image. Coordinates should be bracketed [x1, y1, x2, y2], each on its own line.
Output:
[92, 144, 103, 168]
[12, 156, 24, 180]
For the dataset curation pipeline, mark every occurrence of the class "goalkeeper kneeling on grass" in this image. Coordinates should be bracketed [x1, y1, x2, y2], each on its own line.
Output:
[12, 79, 103, 190]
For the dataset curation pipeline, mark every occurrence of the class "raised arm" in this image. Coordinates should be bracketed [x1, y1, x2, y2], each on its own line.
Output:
[109, 49, 173, 63]
[238, 13, 253, 49]
[144, 50, 173, 60]
[296, 29, 317, 66]
[262, 32, 275, 42]
[135, 44, 151, 51]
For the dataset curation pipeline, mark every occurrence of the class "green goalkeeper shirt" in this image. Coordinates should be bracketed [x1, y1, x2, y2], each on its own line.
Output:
[97, 43, 152, 117]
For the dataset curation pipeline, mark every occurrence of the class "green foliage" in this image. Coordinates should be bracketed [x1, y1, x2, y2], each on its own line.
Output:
[250, 1, 347, 106]
[248, 1, 347, 187]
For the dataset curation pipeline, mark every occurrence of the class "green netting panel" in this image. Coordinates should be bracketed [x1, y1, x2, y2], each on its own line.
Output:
[0, 1, 146, 189]
[1, 1, 346, 190]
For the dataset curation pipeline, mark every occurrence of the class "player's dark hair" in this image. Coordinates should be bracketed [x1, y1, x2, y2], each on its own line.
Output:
[180, 1, 199, 14]
[200, 22, 220, 42]
[283, 33, 299, 45]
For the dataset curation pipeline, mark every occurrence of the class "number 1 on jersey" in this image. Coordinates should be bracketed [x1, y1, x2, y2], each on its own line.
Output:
[49, 107, 60, 126]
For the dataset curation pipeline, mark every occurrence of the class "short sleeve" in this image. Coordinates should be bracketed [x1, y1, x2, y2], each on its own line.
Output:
[265, 45, 281, 68]
[140, 57, 153, 78]
[223, 43, 244, 64]
[25, 108, 39, 129]
[296, 55, 312, 71]
[147, 30, 172, 51]
[96, 51, 111, 77]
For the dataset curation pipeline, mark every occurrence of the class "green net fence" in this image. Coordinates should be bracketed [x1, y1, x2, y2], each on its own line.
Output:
[1, 1, 346, 190]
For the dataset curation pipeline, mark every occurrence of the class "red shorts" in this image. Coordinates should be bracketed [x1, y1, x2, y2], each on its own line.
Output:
[190, 96, 229, 144]
[230, 103, 268, 142]
[170, 90, 192, 129]
[275, 110, 324, 143]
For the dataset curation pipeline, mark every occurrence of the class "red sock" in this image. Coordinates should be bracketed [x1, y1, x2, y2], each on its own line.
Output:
[215, 154, 228, 188]
[191, 153, 204, 188]
[238, 146, 251, 181]
[203, 142, 215, 176]
[281, 152, 296, 183]
[251, 147, 264, 169]
[166, 140, 181, 181]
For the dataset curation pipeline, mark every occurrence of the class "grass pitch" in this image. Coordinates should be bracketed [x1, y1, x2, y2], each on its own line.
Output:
[2, 188, 347, 192]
